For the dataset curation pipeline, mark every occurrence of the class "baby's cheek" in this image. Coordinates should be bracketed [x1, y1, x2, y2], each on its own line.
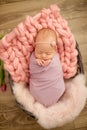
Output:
[38, 54, 41, 59]
[35, 53, 40, 58]
[48, 54, 54, 59]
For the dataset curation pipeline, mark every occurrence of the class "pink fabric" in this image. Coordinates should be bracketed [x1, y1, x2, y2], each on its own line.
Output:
[29, 52, 65, 107]
[0, 5, 78, 83]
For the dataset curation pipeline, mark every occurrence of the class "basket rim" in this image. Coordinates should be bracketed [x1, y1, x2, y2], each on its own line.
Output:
[76, 41, 84, 74]
[8, 41, 84, 119]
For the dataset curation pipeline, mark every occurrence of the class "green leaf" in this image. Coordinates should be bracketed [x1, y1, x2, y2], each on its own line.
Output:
[0, 60, 1, 65]
[0, 60, 4, 68]
[0, 35, 4, 40]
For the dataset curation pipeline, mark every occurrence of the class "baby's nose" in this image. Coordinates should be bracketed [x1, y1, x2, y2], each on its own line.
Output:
[42, 53, 46, 58]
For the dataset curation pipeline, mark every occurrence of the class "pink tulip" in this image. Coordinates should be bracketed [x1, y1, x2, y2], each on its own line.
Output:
[1, 84, 7, 92]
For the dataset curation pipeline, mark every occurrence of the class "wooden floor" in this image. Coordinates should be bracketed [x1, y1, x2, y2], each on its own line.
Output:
[0, 0, 87, 130]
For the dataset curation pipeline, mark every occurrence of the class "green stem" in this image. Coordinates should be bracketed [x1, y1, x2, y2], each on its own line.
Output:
[0, 60, 5, 87]
[0, 35, 5, 87]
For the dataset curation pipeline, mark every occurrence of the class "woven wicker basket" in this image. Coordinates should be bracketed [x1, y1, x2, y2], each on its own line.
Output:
[8, 41, 84, 119]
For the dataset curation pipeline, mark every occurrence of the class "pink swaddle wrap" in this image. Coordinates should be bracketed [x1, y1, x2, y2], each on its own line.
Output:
[29, 52, 65, 107]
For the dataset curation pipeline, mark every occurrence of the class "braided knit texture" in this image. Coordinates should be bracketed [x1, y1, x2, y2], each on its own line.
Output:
[0, 5, 78, 83]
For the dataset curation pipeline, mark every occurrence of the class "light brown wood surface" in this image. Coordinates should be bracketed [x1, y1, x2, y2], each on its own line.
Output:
[0, 0, 87, 130]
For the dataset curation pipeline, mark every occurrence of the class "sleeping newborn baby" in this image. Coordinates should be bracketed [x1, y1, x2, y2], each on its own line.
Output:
[29, 28, 65, 107]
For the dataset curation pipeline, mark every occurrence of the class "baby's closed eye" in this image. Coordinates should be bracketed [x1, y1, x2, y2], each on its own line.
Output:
[46, 52, 52, 55]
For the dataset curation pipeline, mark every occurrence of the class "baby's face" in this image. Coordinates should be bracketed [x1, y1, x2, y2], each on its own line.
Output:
[35, 28, 57, 61]
[35, 43, 56, 61]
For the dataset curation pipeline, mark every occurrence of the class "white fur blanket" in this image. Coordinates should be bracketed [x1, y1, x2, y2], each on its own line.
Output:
[12, 74, 87, 129]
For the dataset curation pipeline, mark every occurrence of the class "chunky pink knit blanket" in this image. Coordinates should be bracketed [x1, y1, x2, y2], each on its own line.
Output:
[0, 5, 78, 83]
